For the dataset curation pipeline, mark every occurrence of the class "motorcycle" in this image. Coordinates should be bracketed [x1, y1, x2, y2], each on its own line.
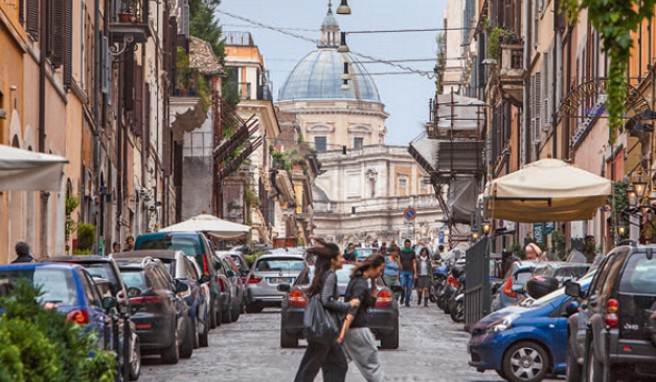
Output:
[449, 274, 466, 323]
[430, 261, 449, 305]
[440, 265, 464, 314]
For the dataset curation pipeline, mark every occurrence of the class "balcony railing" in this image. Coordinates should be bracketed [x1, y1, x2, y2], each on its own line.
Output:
[499, 43, 524, 107]
[237, 82, 273, 101]
[110, 0, 150, 43]
[173, 69, 209, 98]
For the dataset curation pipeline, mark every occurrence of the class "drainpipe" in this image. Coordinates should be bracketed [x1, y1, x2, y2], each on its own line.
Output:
[38, 0, 50, 258]
[523, 0, 532, 165]
[552, 0, 559, 159]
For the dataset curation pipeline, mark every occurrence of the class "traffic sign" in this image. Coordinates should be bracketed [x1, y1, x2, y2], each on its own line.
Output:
[404, 207, 416, 221]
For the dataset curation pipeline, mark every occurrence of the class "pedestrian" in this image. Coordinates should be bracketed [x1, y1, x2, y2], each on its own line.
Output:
[525, 243, 541, 261]
[12, 241, 35, 263]
[415, 247, 433, 306]
[339, 254, 386, 382]
[343, 243, 358, 263]
[380, 242, 387, 256]
[382, 246, 402, 301]
[112, 241, 121, 253]
[399, 239, 417, 307]
[124, 236, 135, 252]
[432, 244, 445, 261]
[294, 239, 360, 382]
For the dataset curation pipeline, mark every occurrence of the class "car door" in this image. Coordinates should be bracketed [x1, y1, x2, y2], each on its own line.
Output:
[222, 258, 242, 301]
[80, 270, 113, 347]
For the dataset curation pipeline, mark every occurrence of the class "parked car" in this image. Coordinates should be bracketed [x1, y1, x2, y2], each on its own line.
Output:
[492, 260, 538, 311]
[565, 245, 656, 382]
[355, 247, 377, 262]
[245, 253, 307, 313]
[226, 252, 250, 281]
[0, 263, 116, 349]
[115, 250, 209, 348]
[134, 231, 224, 328]
[216, 252, 246, 320]
[208, 252, 240, 323]
[525, 262, 590, 299]
[115, 257, 194, 364]
[279, 264, 400, 349]
[49, 256, 141, 379]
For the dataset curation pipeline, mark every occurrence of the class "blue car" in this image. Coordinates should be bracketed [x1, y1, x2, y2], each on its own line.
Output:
[468, 272, 593, 382]
[0, 263, 114, 348]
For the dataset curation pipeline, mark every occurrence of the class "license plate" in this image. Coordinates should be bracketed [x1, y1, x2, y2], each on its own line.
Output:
[269, 277, 290, 284]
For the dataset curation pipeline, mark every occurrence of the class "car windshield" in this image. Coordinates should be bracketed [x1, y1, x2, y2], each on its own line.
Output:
[357, 248, 375, 258]
[138, 237, 199, 257]
[0, 268, 78, 306]
[619, 253, 656, 294]
[120, 270, 150, 292]
[255, 258, 305, 272]
[294, 266, 352, 286]
[77, 263, 120, 293]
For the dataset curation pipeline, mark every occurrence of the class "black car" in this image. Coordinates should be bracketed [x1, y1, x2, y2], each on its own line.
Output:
[216, 252, 246, 321]
[279, 264, 400, 349]
[134, 231, 225, 328]
[49, 255, 141, 380]
[209, 252, 240, 323]
[116, 257, 194, 364]
[565, 245, 656, 382]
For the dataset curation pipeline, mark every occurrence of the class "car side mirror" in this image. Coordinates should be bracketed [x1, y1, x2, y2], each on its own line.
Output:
[277, 284, 291, 293]
[564, 281, 582, 298]
[564, 301, 580, 317]
[199, 275, 211, 284]
[102, 296, 118, 312]
[511, 284, 524, 294]
[226, 270, 236, 278]
[175, 280, 189, 294]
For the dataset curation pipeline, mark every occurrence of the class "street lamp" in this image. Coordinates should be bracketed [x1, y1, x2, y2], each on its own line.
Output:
[341, 62, 351, 81]
[482, 221, 491, 235]
[633, 168, 647, 198]
[627, 184, 638, 207]
[338, 32, 349, 53]
[617, 224, 627, 237]
[341, 79, 350, 90]
[471, 232, 480, 241]
[336, 0, 351, 15]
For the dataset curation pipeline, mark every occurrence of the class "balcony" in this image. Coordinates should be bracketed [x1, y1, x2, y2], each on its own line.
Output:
[499, 43, 524, 107]
[236, 82, 273, 101]
[173, 69, 208, 98]
[109, 0, 151, 44]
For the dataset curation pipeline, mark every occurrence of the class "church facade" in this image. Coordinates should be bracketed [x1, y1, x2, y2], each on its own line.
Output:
[276, 4, 444, 248]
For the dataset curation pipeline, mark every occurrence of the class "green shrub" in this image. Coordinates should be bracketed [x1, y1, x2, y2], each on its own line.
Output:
[76, 223, 96, 252]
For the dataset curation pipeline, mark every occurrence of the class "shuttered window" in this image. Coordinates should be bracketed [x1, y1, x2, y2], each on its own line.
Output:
[134, 64, 144, 136]
[26, 0, 38, 39]
[541, 52, 549, 132]
[531, 73, 541, 142]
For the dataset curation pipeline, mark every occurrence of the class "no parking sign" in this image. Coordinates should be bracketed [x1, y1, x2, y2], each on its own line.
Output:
[404, 207, 416, 221]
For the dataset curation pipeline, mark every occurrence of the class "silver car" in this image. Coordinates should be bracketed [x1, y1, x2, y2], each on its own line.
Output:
[245, 254, 307, 313]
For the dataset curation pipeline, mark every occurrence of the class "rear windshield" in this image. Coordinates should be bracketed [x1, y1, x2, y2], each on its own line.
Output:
[619, 253, 656, 294]
[138, 237, 200, 257]
[77, 263, 120, 292]
[120, 270, 150, 293]
[255, 258, 305, 272]
[230, 255, 246, 269]
[0, 268, 78, 306]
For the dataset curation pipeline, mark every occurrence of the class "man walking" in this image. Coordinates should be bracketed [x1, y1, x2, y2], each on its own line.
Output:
[399, 239, 417, 307]
[12, 241, 35, 263]
[344, 243, 358, 262]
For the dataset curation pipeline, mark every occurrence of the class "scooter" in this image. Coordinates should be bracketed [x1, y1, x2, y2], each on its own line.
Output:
[430, 261, 449, 305]
[449, 274, 466, 323]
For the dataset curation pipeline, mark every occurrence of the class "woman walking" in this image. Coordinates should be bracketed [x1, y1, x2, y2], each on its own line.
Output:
[415, 247, 433, 306]
[382, 246, 402, 301]
[339, 254, 386, 382]
[294, 240, 360, 382]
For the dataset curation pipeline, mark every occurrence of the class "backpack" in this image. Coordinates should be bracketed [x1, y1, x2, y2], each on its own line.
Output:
[303, 295, 339, 345]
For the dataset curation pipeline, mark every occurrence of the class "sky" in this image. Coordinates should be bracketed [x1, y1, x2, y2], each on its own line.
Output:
[217, 0, 446, 146]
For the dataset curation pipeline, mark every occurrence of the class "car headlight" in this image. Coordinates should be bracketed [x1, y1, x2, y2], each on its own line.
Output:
[489, 316, 514, 332]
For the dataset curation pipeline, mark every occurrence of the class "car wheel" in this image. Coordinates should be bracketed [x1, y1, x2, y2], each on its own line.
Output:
[380, 327, 399, 349]
[240, 298, 246, 314]
[502, 341, 549, 382]
[246, 303, 263, 313]
[129, 337, 141, 381]
[179, 318, 194, 359]
[450, 300, 465, 323]
[586, 344, 603, 382]
[222, 303, 232, 323]
[566, 346, 582, 382]
[231, 299, 241, 322]
[198, 317, 209, 348]
[160, 329, 179, 365]
[280, 330, 299, 348]
[192, 317, 199, 349]
[496, 369, 508, 380]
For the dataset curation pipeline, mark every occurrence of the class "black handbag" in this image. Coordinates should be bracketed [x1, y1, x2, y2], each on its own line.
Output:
[303, 295, 339, 345]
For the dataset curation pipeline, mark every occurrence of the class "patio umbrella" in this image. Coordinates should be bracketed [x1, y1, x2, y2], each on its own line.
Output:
[487, 159, 612, 223]
[160, 214, 251, 240]
[0, 144, 68, 191]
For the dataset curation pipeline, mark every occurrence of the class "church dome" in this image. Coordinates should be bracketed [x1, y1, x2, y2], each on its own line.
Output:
[278, 49, 381, 103]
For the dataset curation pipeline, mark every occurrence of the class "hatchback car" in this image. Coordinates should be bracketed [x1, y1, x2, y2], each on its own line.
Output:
[565, 245, 656, 382]
[115, 250, 209, 348]
[245, 253, 307, 313]
[469, 273, 593, 382]
[115, 257, 194, 364]
[279, 264, 400, 349]
[216, 252, 246, 321]
[492, 260, 537, 311]
[134, 231, 224, 328]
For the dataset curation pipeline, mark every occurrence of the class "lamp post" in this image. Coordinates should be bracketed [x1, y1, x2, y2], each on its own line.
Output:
[336, 0, 351, 15]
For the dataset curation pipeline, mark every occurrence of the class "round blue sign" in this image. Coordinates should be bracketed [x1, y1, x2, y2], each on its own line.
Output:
[404, 207, 416, 221]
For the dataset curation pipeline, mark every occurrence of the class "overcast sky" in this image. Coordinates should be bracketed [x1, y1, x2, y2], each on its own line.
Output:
[218, 0, 445, 146]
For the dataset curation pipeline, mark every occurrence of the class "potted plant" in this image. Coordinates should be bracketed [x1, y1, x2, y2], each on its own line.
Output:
[118, 0, 137, 22]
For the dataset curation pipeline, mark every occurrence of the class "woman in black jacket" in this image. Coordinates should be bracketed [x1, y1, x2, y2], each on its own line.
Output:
[294, 240, 360, 382]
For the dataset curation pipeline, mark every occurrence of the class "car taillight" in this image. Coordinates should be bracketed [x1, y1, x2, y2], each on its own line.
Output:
[289, 290, 308, 307]
[447, 275, 459, 288]
[375, 288, 393, 308]
[129, 295, 163, 304]
[218, 278, 227, 292]
[66, 309, 90, 325]
[503, 277, 517, 298]
[117, 290, 127, 306]
[202, 253, 210, 275]
[248, 275, 263, 284]
[604, 298, 620, 328]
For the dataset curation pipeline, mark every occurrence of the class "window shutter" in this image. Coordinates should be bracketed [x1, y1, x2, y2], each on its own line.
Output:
[144, 85, 151, 152]
[541, 52, 549, 130]
[62, 0, 73, 87]
[181, 2, 189, 38]
[124, 53, 135, 111]
[533, 72, 541, 142]
[134, 64, 144, 136]
[48, 0, 66, 67]
[100, 33, 110, 94]
[26, 0, 39, 39]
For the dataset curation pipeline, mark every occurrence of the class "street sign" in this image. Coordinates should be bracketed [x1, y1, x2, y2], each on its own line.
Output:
[438, 230, 445, 244]
[533, 223, 545, 244]
[404, 207, 417, 221]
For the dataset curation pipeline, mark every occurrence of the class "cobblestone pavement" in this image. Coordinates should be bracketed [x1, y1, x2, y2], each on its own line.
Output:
[140, 304, 562, 382]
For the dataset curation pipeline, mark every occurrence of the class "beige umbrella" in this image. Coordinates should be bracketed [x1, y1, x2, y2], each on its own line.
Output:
[487, 159, 612, 223]
[160, 214, 251, 240]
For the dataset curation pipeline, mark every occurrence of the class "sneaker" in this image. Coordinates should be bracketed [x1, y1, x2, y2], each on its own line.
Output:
[405, 303, 410, 307]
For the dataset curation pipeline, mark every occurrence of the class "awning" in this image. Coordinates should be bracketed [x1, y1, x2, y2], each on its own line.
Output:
[408, 133, 437, 175]
[160, 214, 251, 240]
[487, 159, 612, 223]
[0, 144, 68, 191]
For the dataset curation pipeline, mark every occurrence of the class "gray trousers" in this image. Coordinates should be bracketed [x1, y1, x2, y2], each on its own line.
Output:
[342, 328, 384, 382]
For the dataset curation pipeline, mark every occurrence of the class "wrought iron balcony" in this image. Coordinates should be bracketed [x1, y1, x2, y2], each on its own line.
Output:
[499, 43, 524, 107]
[109, 0, 151, 44]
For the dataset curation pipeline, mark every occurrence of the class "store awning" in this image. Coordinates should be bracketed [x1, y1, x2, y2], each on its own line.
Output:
[487, 159, 612, 223]
[160, 214, 251, 240]
[0, 144, 68, 191]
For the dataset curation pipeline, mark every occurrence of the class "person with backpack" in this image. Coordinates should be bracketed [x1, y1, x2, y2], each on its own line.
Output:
[294, 239, 360, 382]
[338, 254, 386, 382]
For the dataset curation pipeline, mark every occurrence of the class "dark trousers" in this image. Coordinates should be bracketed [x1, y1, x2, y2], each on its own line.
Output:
[294, 340, 348, 382]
